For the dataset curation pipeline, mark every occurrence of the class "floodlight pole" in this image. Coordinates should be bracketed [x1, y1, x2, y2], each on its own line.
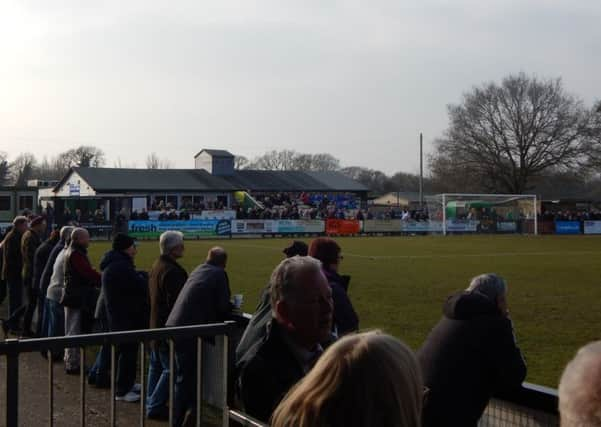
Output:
[534, 195, 538, 235]
[419, 133, 424, 209]
[442, 193, 447, 236]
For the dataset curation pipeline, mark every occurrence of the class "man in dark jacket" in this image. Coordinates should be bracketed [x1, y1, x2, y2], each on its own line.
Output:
[62, 228, 101, 374]
[418, 273, 527, 427]
[98, 233, 149, 402]
[146, 231, 187, 420]
[166, 247, 232, 427]
[1, 217, 29, 334]
[237, 256, 334, 423]
[21, 216, 47, 336]
[0, 225, 13, 307]
[32, 229, 59, 337]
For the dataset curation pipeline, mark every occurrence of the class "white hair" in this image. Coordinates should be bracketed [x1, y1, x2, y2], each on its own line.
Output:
[60, 226, 75, 244]
[559, 341, 601, 427]
[270, 256, 322, 313]
[159, 231, 184, 255]
[466, 273, 507, 302]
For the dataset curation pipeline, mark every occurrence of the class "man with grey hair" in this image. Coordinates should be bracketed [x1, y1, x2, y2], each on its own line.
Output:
[237, 256, 334, 422]
[146, 231, 187, 420]
[559, 341, 601, 426]
[418, 273, 526, 427]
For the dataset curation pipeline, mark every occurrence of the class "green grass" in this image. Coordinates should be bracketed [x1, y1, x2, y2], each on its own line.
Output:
[88, 235, 601, 388]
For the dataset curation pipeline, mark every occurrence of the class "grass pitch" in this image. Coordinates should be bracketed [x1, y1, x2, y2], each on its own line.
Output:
[88, 235, 601, 388]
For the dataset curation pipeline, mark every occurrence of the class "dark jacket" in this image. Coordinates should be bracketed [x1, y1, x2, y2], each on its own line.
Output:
[236, 286, 271, 361]
[99, 250, 149, 332]
[418, 291, 527, 427]
[236, 321, 306, 423]
[2, 229, 23, 282]
[39, 242, 65, 295]
[32, 238, 57, 294]
[149, 255, 188, 330]
[165, 262, 231, 328]
[61, 245, 101, 310]
[323, 269, 359, 336]
[21, 229, 43, 280]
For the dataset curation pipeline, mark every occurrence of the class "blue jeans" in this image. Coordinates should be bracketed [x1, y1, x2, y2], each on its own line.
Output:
[46, 299, 65, 338]
[146, 346, 170, 415]
[89, 345, 111, 386]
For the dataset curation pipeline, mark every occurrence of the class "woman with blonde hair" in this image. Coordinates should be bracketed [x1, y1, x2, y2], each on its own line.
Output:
[271, 331, 423, 427]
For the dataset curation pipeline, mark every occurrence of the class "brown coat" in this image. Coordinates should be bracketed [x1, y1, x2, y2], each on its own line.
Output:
[21, 229, 42, 280]
[149, 255, 188, 331]
[2, 229, 23, 282]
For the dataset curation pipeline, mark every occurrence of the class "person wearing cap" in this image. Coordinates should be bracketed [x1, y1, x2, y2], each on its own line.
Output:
[96, 233, 149, 402]
[20, 215, 47, 336]
[1, 217, 29, 334]
[236, 241, 309, 362]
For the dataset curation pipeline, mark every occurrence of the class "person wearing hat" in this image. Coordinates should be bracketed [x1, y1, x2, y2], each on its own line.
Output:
[236, 241, 309, 362]
[20, 215, 47, 336]
[96, 233, 149, 402]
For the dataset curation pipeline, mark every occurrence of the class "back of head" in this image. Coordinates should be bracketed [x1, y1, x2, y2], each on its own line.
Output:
[60, 226, 75, 245]
[12, 215, 28, 230]
[283, 240, 309, 258]
[160, 230, 184, 255]
[206, 246, 227, 267]
[559, 341, 601, 427]
[271, 331, 423, 427]
[70, 228, 89, 247]
[466, 273, 506, 302]
[308, 238, 340, 268]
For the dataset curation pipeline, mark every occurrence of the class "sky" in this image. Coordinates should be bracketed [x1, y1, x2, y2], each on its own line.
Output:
[1, 1, 600, 175]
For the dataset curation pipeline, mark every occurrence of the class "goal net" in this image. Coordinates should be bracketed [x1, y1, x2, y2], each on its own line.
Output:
[423, 193, 538, 235]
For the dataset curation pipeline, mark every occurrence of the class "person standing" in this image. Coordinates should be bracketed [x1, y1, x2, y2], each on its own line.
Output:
[166, 247, 232, 427]
[99, 233, 149, 402]
[0, 225, 13, 307]
[1, 217, 29, 334]
[32, 229, 59, 337]
[61, 228, 101, 374]
[146, 231, 188, 420]
[21, 216, 47, 336]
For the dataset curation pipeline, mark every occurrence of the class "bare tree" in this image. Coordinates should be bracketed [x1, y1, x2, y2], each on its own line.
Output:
[431, 73, 596, 193]
[62, 145, 106, 168]
[10, 153, 38, 187]
[0, 152, 10, 186]
[145, 152, 173, 169]
[234, 155, 249, 170]
[340, 166, 389, 194]
[248, 150, 341, 171]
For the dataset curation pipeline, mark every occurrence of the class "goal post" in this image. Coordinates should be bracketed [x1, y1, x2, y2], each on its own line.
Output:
[424, 193, 538, 236]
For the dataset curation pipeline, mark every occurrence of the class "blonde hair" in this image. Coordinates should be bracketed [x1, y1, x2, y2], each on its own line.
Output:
[271, 331, 423, 427]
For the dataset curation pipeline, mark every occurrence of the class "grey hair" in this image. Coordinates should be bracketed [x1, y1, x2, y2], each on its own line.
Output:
[466, 273, 507, 302]
[559, 341, 601, 427]
[60, 226, 75, 245]
[159, 231, 184, 255]
[270, 256, 323, 314]
[70, 227, 89, 244]
[12, 216, 28, 226]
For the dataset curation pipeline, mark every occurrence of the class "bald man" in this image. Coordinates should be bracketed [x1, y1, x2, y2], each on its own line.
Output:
[166, 246, 233, 426]
[559, 341, 601, 427]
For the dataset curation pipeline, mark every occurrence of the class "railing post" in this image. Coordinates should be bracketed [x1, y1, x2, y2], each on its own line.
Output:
[221, 334, 229, 427]
[48, 350, 54, 427]
[5, 340, 19, 427]
[140, 341, 146, 427]
[196, 338, 203, 427]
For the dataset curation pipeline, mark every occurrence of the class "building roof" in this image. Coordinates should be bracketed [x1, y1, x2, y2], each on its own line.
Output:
[221, 170, 369, 192]
[57, 167, 242, 193]
[194, 149, 235, 158]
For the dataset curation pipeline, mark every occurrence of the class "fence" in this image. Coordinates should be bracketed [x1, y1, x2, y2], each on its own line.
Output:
[1, 315, 559, 427]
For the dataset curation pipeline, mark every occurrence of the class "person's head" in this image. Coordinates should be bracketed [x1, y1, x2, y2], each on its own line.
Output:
[159, 230, 185, 259]
[59, 226, 75, 245]
[47, 229, 60, 244]
[112, 233, 137, 258]
[466, 273, 508, 316]
[206, 246, 227, 268]
[271, 331, 423, 427]
[559, 341, 601, 427]
[283, 240, 309, 258]
[70, 228, 90, 249]
[308, 238, 342, 272]
[270, 256, 333, 349]
[30, 216, 47, 234]
[12, 216, 28, 233]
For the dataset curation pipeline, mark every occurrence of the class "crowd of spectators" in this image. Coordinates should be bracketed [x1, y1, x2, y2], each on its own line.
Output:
[2, 215, 598, 426]
[540, 209, 601, 221]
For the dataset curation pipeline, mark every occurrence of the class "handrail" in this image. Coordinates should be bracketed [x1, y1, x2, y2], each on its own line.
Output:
[229, 409, 269, 427]
[493, 382, 558, 414]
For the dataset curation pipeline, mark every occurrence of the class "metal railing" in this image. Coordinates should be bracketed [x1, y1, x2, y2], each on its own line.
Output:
[1, 322, 236, 427]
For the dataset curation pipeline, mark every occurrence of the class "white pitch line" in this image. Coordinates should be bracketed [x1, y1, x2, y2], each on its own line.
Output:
[225, 242, 601, 260]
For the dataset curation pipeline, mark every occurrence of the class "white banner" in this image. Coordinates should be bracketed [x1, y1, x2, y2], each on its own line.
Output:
[194, 210, 236, 220]
[446, 219, 480, 232]
[231, 219, 325, 234]
[584, 221, 601, 235]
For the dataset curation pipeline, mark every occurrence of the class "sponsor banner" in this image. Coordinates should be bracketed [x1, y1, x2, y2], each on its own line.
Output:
[584, 221, 601, 235]
[69, 183, 80, 196]
[0, 222, 12, 235]
[231, 220, 277, 234]
[497, 221, 517, 232]
[128, 220, 231, 238]
[193, 210, 236, 220]
[363, 219, 402, 233]
[446, 219, 480, 232]
[401, 220, 443, 233]
[555, 221, 580, 235]
[276, 220, 325, 234]
[326, 219, 361, 235]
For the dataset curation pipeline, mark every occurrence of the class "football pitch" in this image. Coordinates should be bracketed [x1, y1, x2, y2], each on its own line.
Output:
[88, 234, 601, 388]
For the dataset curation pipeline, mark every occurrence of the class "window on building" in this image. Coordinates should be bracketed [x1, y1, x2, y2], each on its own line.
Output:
[18, 196, 34, 211]
[166, 195, 178, 209]
[0, 196, 11, 211]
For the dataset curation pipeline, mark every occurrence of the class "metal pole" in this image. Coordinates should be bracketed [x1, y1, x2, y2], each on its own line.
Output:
[419, 133, 424, 209]
[48, 350, 54, 427]
[534, 195, 538, 236]
[169, 339, 175, 427]
[140, 342, 146, 427]
[6, 343, 19, 427]
[196, 338, 203, 427]
[221, 335, 229, 427]
[442, 194, 447, 236]
[110, 345, 116, 427]
[80, 347, 86, 427]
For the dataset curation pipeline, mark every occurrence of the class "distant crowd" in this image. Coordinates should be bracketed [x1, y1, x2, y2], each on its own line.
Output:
[1, 215, 599, 426]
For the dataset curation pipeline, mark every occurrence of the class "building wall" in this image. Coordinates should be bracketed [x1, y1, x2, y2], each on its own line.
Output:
[194, 152, 234, 176]
[55, 171, 96, 197]
[0, 189, 38, 221]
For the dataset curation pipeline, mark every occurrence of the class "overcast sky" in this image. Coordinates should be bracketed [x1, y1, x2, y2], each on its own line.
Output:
[1, 1, 600, 174]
